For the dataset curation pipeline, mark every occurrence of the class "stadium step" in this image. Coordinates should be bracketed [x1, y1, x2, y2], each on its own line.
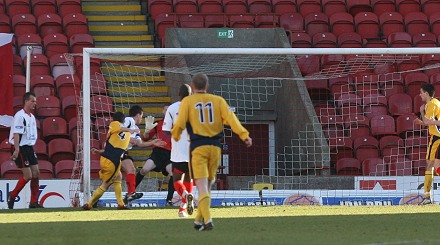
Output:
[89, 25, 149, 36]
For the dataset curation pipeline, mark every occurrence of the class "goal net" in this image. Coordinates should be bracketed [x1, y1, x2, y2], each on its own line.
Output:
[68, 48, 440, 207]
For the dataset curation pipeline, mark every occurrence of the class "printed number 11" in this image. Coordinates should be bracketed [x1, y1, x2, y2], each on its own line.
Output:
[195, 102, 214, 124]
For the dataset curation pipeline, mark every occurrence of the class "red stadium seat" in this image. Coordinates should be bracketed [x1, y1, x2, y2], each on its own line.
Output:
[296, 55, 320, 76]
[312, 32, 337, 48]
[42, 116, 68, 140]
[396, 114, 421, 138]
[370, 115, 396, 136]
[404, 72, 429, 98]
[49, 54, 70, 79]
[55, 159, 75, 178]
[371, 0, 396, 16]
[336, 93, 363, 116]
[396, 0, 421, 16]
[330, 12, 354, 37]
[297, 0, 322, 17]
[329, 137, 353, 163]
[396, 54, 421, 72]
[38, 160, 54, 178]
[37, 13, 63, 38]
[223, 0, 247, 13]
[354, 12, 380, 39]
[63, 13, 89, 38]
[345, 114, 371, 139]
[16, 33, 43, 59]
[353, 72, 379, 97]
[255, 14, 279, 28]
[337, 32, 362, 48]
[322, 0, 346, 17]
[321, 114, 344, 139]
[379, 135, 404, 156]
[43, 33, 68, 59]
[95, 115, 112, 146]
[12, 13, 36, 35]
[13, 74, 26, 96]
[347, 0, 372, 16]
[329, 77, 354, 97]
[289, 32, 311, 48]
[13, 54, 23, 75]
[1, 160, 22, 179]
[0, 14, 11, 33]
[48, 138, 75, 164]
[36, 95, 60, 117]
[198, 0, 223, 13]
[91, 95, 114, 117]
[430, 12, 440, 36]
[247, 0, 272, 14]
[413, 94, 424, 116]
[55, 74, 80, 99]
[173, 0, 198, 13]
[56, 0, 81, 18]
[148, 0, 172, 19]
[272, 0, 296, 14]
[0, 139, 12, 165]
[32, 0, 56, 18]
[363, 94, 388, 119]
[405, 135, 428, 161]
[315, 103, 337, 117]
[362, 39, 387, 48]
[13, 95, 22, 113]
[280, 13, 304, 32]
[362, 158, 387, 176]
[336, 158, 361, 175]
[31, 74, 55, 97]
[62, 95, 79, 122]
[24, 53, 50, 77]
[69, 33, 94, 53]
[321, 54, 344, 70]
[404, 12, 429, 36]
[229, 14, 254, 28]
[422, 54, 440, 76]
[34, 138, 48, 160]
[304, 12, 329, 37]
[6, 0, 30, 16]
[412, 32, 437, 47]
[388, 93, 413, 116]
[421, 0, 440, 17]
[413, 159, 425, 176]
[388, 156, 412, 176]
[179, 14, 204, 28]
[354, 135, 380, 163]
[379, 12, 404, 38]
[204, 15, 227, 28]
[387, 31, 412, 47]
[90, 160, 101, 179]
[154, 13, 177, 45]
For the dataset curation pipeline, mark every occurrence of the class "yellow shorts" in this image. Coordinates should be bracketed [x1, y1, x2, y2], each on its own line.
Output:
[99, 156, 121, 183]
[190, 145, 221, 180]
[426, 135, 440, 161]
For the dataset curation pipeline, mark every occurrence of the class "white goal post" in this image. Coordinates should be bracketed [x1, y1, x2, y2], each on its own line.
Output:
[72, 47, 440, 206]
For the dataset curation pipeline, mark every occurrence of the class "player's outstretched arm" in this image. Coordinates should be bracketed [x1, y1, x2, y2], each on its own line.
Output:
[135, 139, 167, 148]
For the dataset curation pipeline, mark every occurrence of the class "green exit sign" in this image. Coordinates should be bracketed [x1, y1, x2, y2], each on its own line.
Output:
[217, 30, 234, 39]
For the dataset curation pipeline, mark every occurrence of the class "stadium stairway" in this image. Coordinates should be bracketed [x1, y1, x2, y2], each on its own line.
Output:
[82, 0, 171, 168]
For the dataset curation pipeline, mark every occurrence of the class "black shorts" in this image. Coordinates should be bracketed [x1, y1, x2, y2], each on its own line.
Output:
[172, 161, 189, 174]
[121, 151, 133, 161]
[149, 147, 171, 175]
[14, 145, 38, 168]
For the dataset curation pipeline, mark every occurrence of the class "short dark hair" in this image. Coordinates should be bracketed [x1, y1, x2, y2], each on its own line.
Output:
[113, 111, 125, 123]
[23, 91, 36, 104]
[128, 105, 143, 117]
[422, 83, 435, 97]
[179, 84, 191, 100]
[192, 73, 209, 90]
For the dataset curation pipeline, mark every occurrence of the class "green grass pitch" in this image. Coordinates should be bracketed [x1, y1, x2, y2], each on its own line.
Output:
[1, 206, 440, 245]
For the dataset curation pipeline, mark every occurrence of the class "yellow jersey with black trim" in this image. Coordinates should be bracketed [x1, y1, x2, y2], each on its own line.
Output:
[101, 121, 131, 165]
[425, 98, 440, 137]
[171, 93, 249, 149]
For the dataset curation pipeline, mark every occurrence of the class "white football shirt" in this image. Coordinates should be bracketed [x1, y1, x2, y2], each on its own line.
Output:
[124, 117, 141, 150]
[163, 101, 189, 162]
[9, 109, 37, 146]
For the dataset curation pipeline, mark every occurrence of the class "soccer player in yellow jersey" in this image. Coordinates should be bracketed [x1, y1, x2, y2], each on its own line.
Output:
[171, 73, 252, 231]
[414, 83, 440, 205]
[82, 112, 140, 210]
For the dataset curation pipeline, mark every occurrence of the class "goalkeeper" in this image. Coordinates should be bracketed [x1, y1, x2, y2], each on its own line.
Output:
[135, 105, 175, 205]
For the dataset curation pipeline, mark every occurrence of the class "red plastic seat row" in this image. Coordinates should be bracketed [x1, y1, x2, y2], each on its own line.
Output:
[4, 0, 81, 18]
[336, 156, 415, 176]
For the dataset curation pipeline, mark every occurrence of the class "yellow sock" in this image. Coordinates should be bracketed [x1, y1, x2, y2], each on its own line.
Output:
[195, 209, 203, 223]
[114, 180, 124, 206]
[197, 192, 211, 224]
[88, 186, 106, 206]
[424, 171, 433, 198]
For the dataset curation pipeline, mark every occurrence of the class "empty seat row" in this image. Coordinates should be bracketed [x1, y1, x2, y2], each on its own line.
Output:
[336, 157, 421, 176]
[147, 0, 440, 19]
[0, 0, 81, 18]
[0, 13, 88, 38]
